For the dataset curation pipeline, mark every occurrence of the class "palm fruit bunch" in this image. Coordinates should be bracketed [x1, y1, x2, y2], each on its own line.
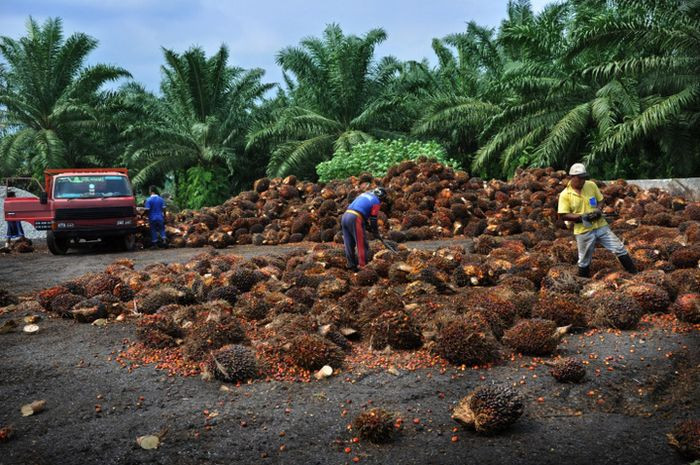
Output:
[137, 314, 182, 348]
[452, 385, 524, 434]
[368, 309, 422, 350]
[620, 283, 670, 314]
[228, 267, 261, 293]
[206, 344, 258, 383]
[84, 273, 122, 298]
[351, 408, 397, 444]
[352, 268, 380, 286]
[434, 316, 501, 366]
[501, 318, 568, 356]
[36, 286, 69, 310]
[548, 357, 586, 383]
[234, 294, 270, 321]
[671, 294, 700, 323]
[182, 313, 247, 362]
[539, 266, 582, 295]
[49, 293, 85, 317]
[138, 286, 187, 314]
[589, 291, 643, 329]
[667, 419, 700, 459]
[288, 333, 345, 370]
[206, 285, 239, 306]
[670, 245, 700, 269]
[69, 298, 107, 322]
[357, 286, 404, 332]
[531, 295, 588, 327]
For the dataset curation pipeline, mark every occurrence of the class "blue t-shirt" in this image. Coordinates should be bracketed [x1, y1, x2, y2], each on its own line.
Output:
[347, 192, 381, 218]
[144, 194, 166, 222]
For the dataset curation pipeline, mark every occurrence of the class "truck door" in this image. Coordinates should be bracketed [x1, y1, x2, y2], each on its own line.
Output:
[2, 178, 53, 230]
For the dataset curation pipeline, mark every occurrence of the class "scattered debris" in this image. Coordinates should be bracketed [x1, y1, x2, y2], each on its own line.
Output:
[136, 435, 160, 450]
[20, 399, 46, 417]
[313, 365, 333, 380]
[22, 324, 39, 334]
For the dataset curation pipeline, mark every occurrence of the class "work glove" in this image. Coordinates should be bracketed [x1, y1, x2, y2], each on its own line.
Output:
[582, 210, 602, 223]
[369, 217, 379, 234]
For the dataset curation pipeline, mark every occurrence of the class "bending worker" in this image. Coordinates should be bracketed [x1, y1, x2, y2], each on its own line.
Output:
[342, 187, 387, 271]
[558, 163, 637, 277]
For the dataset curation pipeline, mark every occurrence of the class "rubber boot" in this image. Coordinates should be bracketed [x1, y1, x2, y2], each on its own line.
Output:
[577, 265, 590, 278]
[618, 253, 638, 274]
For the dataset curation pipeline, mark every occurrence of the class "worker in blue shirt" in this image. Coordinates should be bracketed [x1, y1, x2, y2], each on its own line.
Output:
[341, 187, 387, 271]
[144, 185, 167, 249]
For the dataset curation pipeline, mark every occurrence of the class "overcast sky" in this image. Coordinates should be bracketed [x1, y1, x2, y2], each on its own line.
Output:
[0, 0, 551, 94]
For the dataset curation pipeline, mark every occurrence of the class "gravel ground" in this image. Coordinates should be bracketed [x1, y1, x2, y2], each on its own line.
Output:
[0, 238, 698, 465]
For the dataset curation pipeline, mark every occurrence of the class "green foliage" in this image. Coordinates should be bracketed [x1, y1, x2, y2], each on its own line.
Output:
[0, 17, 130, 178]
[2, 2, 699, 186]
[316, 139, 456, 182]
[247, 24, 408, 179]
[177, 165, 230, 209]
[123, 44, 274, 194]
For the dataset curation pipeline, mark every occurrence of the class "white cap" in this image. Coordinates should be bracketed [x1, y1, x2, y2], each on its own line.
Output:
[569, 163, 588, 177]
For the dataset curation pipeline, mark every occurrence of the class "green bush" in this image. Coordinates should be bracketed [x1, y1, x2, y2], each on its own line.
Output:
[316, 139, 459, 182]
[177, 165, 231, 209]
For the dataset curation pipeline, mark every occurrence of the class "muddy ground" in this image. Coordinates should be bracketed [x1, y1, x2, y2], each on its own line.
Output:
[0, 241, 698, 465]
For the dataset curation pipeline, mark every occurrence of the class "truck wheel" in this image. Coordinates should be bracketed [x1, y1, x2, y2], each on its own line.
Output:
[122, 234, 136, 251]
[47, 231, 70, 255]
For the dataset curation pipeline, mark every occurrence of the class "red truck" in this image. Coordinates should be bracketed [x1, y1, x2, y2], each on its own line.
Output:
[3, 168, 138, 255]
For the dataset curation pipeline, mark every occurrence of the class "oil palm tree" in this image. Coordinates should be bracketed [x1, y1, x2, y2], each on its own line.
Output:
[411, 21, 506, 165]
[247, 24, 405, 179]
[124, 45, 274, 206]
[474, 0, 700, 179]
[570, 0, 700, 177]
[0, 17, 130, 177]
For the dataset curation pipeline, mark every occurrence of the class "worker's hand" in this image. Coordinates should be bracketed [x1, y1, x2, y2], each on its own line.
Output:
[369, 217, 379, 235]
[582, 210, 602, 223]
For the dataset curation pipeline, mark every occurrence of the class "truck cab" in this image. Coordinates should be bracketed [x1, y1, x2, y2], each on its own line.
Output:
[3, 168, 138, 255]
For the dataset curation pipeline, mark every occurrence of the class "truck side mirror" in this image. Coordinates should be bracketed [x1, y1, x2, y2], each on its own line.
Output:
[39, 192, 48, 204]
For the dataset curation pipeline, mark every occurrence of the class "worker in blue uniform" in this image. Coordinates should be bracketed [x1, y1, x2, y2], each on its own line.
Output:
[144, 185, 167, 249]
[341, 187, 387, 271]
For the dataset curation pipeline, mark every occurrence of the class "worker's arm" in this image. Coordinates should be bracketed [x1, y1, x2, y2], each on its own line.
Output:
[560, 213, 582, 223]
[368, 203, 380, 233]
[557, 192, 582, 223]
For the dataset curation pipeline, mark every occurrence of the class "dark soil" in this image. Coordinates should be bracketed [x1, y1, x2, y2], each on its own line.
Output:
[0, 240, 698, 465]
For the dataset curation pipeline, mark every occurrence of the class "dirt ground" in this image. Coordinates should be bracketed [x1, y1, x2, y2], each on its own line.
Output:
[0, 241, 698, 465]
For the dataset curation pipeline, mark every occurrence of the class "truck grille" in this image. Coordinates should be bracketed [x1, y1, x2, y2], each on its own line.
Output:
[55, 206, 135, 220]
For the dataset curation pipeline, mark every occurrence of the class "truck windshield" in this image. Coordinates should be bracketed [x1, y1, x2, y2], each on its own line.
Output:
[54, 175, 132, 199]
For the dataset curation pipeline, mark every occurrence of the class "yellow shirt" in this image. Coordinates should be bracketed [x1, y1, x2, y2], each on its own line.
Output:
[557, 180, 607, 235]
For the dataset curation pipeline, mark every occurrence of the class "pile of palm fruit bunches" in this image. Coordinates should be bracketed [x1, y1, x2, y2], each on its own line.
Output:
[148, 157, 699, 249]
[1, 158, 699, 444]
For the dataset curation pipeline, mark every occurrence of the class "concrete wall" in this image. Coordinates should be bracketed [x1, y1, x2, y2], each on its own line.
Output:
[612, 178, 700, 201]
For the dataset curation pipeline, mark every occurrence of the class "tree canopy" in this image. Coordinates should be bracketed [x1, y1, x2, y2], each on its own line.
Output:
[1, 1, 698, 208]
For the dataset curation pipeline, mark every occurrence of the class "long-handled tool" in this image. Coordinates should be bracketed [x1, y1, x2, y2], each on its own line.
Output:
[375, 230, 399, 254]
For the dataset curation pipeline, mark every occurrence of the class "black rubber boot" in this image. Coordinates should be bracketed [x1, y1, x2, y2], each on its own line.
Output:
[618, 253, 638, 274]
[577, 265, 590, 278]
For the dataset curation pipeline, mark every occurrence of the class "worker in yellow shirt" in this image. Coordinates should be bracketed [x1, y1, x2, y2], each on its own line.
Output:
[558, 163, 637, 278]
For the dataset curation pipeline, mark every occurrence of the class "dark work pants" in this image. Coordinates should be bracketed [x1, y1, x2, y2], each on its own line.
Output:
[149, 219, 166, 244]
[341, 212, 369, 268]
